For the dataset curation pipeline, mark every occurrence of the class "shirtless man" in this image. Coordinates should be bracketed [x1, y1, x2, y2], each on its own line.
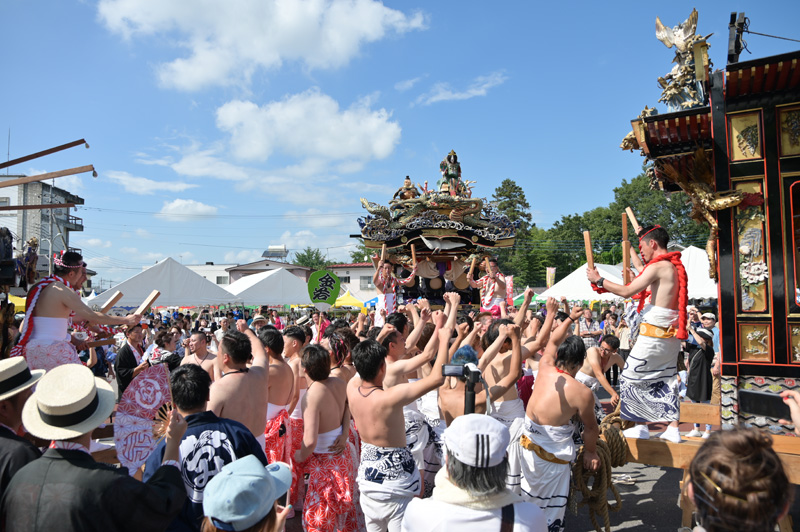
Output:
[587, 225, 686, 442]
[372, 259, 415, 327]
[506, 305, 599, 532]
[481, 292, 556, 428]
[575, 335, 625, 423]
[348, 318, 450, 532]
[13, 251, 141, 372]
[208, 320, 268, 445]
[180, 331, 217, 381]
[254, 327, 294, 466]
[295, 345, 362, 532]
[438, 323, 523, 426]
[283, 325, 309, 509]
[468, 257, 506, 318]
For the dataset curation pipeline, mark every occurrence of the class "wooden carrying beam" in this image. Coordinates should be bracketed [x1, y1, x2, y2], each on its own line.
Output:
[625, 207, 641, 233]
[86, 338, 117, 348]
[0, 203, 75, 212]
[135, 290, 160, 315]
[99, 291, 123, 313]
[623, 241, 631, 284]
[0, 165, 95, 190]
[583, 231, 594, 269]
[0, 139, 88, 170]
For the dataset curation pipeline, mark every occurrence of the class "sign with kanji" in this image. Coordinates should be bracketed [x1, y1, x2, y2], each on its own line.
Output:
[308, 270, 341, 307]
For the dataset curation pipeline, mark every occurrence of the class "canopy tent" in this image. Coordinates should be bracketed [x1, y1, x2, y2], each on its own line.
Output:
[512, 290, 543, 306]
[334, 290, 364, 309]
[364, 296, 379, 307]
[539, 264, 624, 302]
[9, 295, 26, 311]
[87, 257, 240, 309]
[225, 268, 310, 306]
[680, 245, 719, 299]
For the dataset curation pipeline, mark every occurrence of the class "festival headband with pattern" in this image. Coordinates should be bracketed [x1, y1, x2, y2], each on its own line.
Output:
[53, 255, 86, 269]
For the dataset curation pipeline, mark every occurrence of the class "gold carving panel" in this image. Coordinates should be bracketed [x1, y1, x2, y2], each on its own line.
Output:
[739, 323, 771, 363]
[734, 181, 768, 313]
[729, 112, 762, 162]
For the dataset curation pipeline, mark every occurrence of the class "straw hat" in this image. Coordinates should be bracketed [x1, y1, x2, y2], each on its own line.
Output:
[0, 358, 44, 402]
[22, 364, 116, 440]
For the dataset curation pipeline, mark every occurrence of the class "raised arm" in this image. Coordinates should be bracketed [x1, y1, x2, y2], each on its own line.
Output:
[63, 286, 141, 327]
[514, 288, 535, 328]
[484, 324, 523, 401]
[405, 307, 431, 352]
[478, 324, 509, 372]
[522, 297, 558, 355]
[587, 261, 661, 299]
[542, 306, 584, 366]
[386, 321, 451, 405]
[237, 320, 268, 370]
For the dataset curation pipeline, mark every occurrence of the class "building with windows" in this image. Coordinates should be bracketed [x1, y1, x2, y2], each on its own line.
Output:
[328, 262, 376, 302]
[0, 175, 84, 277]
[185, 259, 312, 286]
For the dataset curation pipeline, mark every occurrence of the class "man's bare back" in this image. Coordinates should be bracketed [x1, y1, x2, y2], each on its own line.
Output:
[348, 320, 450, 448]
[208, 322, 268, 436]
[527, 305, 600, 471]
[269, 359, 294, 407]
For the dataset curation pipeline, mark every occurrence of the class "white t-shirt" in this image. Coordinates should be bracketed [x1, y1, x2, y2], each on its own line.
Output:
[401, 498, 547, 532]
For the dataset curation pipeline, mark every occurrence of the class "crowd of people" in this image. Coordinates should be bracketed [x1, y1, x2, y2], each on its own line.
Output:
[0, 236, 795, 532]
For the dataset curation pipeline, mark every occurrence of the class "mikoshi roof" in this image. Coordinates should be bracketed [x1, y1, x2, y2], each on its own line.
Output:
[87, 257, 240, 308]
[225, 268, 310, 306]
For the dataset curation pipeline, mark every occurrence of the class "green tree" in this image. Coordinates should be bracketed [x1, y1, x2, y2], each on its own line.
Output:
[348, 239, 373, 263]
[492, 179, 533, 233]
[493, 179, 533, 273]
[292, 247, 331, 270]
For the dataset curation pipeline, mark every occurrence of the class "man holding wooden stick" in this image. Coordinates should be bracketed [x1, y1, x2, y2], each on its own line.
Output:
[373, 244, 417, 327]
[469, 257, 506, 318]
[586, 225, 689, 442]
[11, 251, 141, 373]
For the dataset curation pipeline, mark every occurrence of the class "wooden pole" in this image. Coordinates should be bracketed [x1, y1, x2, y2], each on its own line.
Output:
[484, 257, 491, 276]
[583, 231, 594, 270]
[134, 290, 160, 315]
[467, 257, 477, 278]
[625, 207, 641, 233]
[623, 241, 631, 284]
[99, 291, 123, 313]
[622, 212, 628, 242]
[380, 244, 386, 262]
[0, 165, 95, 190]
[86, 338, 117, 348]
[411, 244, 416, 267]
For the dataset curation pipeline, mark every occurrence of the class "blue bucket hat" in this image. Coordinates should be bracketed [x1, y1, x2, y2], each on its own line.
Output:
[202, 456, 291, 531]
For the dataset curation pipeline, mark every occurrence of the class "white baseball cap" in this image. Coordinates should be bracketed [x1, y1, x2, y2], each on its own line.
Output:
[443, 413, 510, 468]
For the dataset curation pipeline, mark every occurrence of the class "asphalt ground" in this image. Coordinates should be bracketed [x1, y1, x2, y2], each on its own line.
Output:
[262, 386, 800, 531]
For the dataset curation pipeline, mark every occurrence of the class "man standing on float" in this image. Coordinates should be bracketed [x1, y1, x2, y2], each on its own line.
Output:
[586, 226, 689, 443]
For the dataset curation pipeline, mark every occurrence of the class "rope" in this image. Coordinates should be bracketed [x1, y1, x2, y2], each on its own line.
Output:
[569, 402, 631, 532]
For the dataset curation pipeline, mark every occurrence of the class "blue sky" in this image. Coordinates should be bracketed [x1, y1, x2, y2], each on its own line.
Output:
[2, 1, 799, 286]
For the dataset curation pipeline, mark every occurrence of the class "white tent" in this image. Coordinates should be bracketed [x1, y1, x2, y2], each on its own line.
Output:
[225, 268, 310, 306]
[539, 264, 624, 302]
[87, 257, 240, 308]
[681, 245, 718, 299]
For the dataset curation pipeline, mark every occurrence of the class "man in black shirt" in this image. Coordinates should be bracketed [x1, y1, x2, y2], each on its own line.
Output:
[0, 357, 44, 497]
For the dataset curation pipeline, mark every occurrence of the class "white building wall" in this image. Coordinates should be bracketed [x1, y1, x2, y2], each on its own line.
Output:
[328, 265, 377, 302]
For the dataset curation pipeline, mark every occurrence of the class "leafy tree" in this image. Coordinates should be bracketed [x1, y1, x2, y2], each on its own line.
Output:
[492, 179, 533, 273]
[348, 239, 373, 263]
[492, 179, 533, 233]
[292, 247, 331, 271]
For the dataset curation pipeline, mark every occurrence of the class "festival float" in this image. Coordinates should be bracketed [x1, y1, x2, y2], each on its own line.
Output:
[621, 9, 800, 434]
[356, 150, 519, 305]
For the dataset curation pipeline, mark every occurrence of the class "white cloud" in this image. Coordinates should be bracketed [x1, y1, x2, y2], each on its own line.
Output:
[119, 247, 139, 255]
[223, 249, 264, 264]
[135, 228, 151, 238]
[157, 199, 218, 221]
[415, 71, 508, 106]
[97, 0, 427, 91]
[395, 77, 422, 91]
[105, 170, 199, 195]
[78, 238, 112, 248]
[216, 89, 401, 163]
